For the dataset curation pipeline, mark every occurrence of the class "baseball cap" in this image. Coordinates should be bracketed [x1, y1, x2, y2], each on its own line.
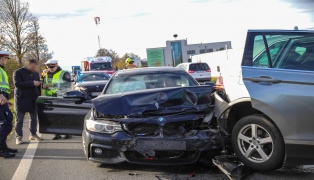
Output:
[0, 51, 11, 59]
[45, 59, 58, 65]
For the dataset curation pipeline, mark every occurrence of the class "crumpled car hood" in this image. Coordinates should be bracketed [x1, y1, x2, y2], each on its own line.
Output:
[92, 86, 213, 116]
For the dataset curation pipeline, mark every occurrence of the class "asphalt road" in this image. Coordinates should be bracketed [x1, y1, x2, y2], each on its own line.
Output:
[1, 119, 314, 180]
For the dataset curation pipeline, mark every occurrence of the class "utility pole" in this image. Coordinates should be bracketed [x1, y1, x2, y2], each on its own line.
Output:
[94, 17, 101, 50]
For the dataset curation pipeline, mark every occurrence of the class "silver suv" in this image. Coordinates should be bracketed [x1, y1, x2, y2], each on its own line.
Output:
[215, 30, 314, 171]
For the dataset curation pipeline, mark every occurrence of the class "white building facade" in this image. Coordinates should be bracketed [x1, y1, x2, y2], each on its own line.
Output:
[146, 39, 232, 67]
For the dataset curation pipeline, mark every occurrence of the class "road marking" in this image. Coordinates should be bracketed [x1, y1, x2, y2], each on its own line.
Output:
[11, 134, 42, 180]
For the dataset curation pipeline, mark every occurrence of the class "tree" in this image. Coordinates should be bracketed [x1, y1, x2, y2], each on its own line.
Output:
[25, 17, 53, 72]
[96, 48, 119, 62]
[5, 58, 22, 97]
[0, 0, 34, 65]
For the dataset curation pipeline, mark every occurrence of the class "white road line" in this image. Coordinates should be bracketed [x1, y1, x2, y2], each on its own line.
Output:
[11, 134, 41, 180]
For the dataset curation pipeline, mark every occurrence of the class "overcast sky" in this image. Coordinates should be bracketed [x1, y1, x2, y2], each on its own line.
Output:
[23, 0, 314, 68]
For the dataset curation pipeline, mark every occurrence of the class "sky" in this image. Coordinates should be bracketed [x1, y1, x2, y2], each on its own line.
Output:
[23, 0, 314, 68]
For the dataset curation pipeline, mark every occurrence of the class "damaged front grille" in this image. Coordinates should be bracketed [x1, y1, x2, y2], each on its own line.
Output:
[125, 123, 160, 136]
[124, 119, 204, 137]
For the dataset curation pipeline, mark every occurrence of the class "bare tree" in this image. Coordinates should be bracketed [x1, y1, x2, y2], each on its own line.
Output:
[96, 48, 119, 62]
[0, 0, 33, 65]
[25, 17, 53, 72]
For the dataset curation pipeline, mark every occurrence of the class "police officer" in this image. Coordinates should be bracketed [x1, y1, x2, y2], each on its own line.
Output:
[0, 51, 16, 158]
[125, 58, 137, 69]
[42, 60, 72, 140]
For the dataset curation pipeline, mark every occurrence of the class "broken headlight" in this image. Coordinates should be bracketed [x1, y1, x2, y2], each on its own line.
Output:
[86, 120, 122, 134]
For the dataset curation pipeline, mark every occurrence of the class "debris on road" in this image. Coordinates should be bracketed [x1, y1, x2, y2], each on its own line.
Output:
[213, 155, 253, 180]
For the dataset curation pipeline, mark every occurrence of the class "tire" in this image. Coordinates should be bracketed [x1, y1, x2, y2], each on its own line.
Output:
[231, 115, 284, 171]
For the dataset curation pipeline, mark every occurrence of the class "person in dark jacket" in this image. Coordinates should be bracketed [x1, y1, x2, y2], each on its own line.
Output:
[14, 59, 43, 145]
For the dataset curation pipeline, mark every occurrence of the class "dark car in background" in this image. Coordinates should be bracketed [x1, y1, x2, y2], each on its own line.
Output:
[73, 71, 110, 98]
[37, 67, 226, 166]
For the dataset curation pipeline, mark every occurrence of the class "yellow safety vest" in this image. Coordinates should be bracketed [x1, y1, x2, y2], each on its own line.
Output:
[43, 70, 66, 96]
[0, 67, 10, 95]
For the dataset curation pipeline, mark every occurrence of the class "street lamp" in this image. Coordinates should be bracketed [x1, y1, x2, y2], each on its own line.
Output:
[94, 17, 101, 50]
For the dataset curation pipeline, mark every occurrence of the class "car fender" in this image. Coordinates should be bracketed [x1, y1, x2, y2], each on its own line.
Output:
[214, 92, 251, 119]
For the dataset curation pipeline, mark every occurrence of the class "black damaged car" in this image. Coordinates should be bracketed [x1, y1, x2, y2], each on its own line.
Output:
[37, 67, 227, 165]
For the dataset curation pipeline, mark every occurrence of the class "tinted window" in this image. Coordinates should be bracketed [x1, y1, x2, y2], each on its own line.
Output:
[105, 72, 197, 94]
[90, 62, 113, 70]
[189, 63, 210, 71]
[187, 50, 195, 55]
[250, 33, 314, 71]
[253, 37, 287, 67]
[77, 73, 110, 82]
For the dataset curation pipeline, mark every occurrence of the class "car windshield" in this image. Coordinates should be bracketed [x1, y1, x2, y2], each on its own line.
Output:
[77, 72, 110, 82]
[90, 62, 113, 70]
[105, 72, 198, 94]
[189, 63, 209, 71]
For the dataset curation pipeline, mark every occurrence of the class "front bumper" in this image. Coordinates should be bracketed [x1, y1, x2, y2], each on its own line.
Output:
[83, 128, 225, 165]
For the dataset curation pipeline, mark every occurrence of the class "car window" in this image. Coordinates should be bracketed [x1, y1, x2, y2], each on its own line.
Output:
[253, 38, 287, 67]
[189, 63, 209, 71]
[249, 33, 314, 71]
[77, 73, 110, 82]
[275, 41, 314, 70]
[90, 62, 113, 70]
[105, 72, 197, 94]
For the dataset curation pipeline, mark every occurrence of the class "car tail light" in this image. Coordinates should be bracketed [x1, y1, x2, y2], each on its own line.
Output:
[215, 75, 224, 90]
[206, 69, 211, 72]
[188, 70, 195, 73]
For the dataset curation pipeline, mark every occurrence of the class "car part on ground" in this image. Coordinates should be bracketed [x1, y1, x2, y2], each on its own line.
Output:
[213, 155, 253, 180]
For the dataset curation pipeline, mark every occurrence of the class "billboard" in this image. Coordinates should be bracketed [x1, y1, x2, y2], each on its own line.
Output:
[147, 48, 165, 67]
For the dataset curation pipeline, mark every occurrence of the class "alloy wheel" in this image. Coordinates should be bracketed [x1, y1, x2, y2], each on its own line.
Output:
[237, 124, 273, 163]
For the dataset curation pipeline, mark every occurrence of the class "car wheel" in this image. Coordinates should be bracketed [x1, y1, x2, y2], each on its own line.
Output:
[231, 115, 284, 171]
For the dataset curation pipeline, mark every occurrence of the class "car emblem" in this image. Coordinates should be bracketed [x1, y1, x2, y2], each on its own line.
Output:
[155, 102, 159, 109]
[96, 85, 99, 88]
[158, 117, 165, 122]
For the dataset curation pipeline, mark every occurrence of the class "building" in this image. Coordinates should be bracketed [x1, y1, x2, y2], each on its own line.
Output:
[146, 39, 232, 67]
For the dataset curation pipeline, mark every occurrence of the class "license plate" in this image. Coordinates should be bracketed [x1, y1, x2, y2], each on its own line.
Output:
[196, 71, 205, 73]
[136, 140, 186, 150]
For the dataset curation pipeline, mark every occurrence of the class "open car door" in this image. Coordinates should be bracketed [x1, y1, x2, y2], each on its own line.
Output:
[37, 91, 92, 136]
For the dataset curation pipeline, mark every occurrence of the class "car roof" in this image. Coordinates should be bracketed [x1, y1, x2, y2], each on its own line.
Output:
[178, 62, 207, 65]
[248, 29, 314, 33]
[115, 67, 185, 75]
[79, 71, 108, 74]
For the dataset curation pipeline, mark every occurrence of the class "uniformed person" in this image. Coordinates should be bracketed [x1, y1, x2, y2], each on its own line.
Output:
[125, 58, 137, 69]
[42, 60, 72, 140]
[0, 51, 16, 158]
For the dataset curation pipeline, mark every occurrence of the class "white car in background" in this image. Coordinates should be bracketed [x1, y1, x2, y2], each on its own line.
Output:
[177, 62, 211, 82]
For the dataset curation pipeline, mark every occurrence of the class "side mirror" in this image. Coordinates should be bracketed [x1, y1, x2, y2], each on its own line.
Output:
[63, 90, 86, 99]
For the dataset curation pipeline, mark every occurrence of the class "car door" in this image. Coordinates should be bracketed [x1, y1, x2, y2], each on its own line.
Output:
[37, 93, 92, 136]
[241, 30, 314, 147]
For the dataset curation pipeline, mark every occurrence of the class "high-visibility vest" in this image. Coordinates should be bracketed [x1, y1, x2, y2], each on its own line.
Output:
[0, 67, 10, 95]
[43, 70, 66, 96]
